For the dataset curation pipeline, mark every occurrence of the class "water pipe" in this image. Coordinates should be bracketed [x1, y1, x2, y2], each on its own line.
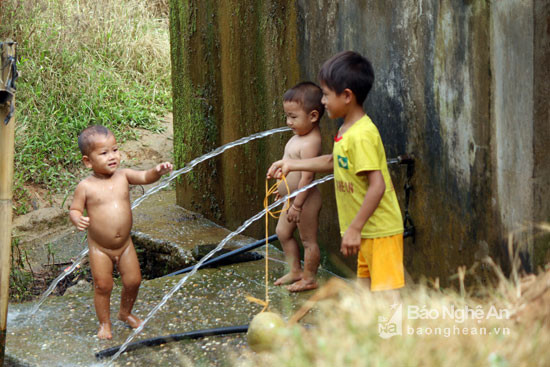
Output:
[164, 221, 412, 279]
[95, 325, 249, 359]
[164, 234, 279, 277]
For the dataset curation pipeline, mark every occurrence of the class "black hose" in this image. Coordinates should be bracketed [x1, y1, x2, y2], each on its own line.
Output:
[95, 324, 249, 359]
[163, 234, 279, 277]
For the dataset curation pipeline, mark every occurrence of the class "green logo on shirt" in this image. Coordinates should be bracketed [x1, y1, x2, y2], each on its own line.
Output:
[337, 155, 349, 169]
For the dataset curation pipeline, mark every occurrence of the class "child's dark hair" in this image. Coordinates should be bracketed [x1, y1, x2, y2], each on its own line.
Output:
[318, 51, 374, 105]
[283, 81, 325, 123]
[78, 125, 113, 155]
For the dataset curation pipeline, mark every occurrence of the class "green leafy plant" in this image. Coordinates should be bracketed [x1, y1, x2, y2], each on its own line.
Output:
[9, 238, 34, 302]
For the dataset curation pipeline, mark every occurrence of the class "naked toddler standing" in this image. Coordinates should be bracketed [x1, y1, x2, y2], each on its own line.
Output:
[274, 82, 324, 292]
[69, 125, 173, 339]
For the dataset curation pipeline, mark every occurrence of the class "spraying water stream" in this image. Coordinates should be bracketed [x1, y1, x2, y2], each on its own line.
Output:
[107, 174, 334, 364]
[29, 126, 291, 316]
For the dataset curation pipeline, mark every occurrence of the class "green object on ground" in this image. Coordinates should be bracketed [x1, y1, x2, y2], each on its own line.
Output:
[247, 311, 286, 353]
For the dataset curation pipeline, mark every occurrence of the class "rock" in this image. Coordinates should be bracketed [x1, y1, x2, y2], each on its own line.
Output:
[247, 312, 286, 353]
[64, 279, 92, 295]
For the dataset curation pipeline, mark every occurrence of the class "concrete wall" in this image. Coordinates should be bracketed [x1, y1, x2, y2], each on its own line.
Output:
[492, 0, 535, 271]
[170, 0, 550, 280]
[170, 0, 302, 240]
[533, 0, 550, 267]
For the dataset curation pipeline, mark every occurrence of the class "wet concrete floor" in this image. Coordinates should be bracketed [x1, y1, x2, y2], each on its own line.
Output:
[6, 190, 338, 366]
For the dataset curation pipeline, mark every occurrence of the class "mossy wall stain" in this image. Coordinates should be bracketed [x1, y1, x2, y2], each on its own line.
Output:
[171, 0, 300, 235]
[171, 0, 550, 280]
[170, 0, 221, 219]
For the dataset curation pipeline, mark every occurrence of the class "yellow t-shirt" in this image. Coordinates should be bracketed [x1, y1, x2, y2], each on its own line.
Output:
[333, 114, 404, 238]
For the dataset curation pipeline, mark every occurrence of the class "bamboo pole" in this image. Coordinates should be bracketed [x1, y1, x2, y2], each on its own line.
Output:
[0, 40, 16, 366]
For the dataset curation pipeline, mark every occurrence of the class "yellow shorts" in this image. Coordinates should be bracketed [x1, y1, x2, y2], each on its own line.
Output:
[357, 233, 404, 291]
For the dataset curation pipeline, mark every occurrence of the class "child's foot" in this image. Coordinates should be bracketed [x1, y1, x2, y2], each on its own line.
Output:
[97, 323, 112, 340]
[286, 279, 318, 292]
[274, 272, 302, 286]
[118, 312, 143, 329]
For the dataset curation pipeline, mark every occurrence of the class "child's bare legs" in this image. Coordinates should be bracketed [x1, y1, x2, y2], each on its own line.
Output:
[288, 189, 321, 292]
[275, 213, 302, 285]
[116, 242, 142, 328]
[89, 247, 114, 339]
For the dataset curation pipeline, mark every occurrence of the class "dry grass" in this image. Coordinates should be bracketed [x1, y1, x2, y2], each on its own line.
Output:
[236, 226, 550, 367]
[235, 274, 549, 367]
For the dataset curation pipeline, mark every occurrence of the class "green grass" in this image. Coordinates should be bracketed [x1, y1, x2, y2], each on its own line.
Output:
[0, 0, 171, 213]
[9, 238, 34, 301]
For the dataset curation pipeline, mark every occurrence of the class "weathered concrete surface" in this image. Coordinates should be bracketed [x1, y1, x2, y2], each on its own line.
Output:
[170, 0, 300, 234]
[533, 0, 550, 266]
[132, 190, 256, 277]
[133, 191, 252, 250]
[491, 0, 535, 272]
[6, 191, 337, 366]
[6, 260, 328, 367]
[171, 0, 550, 281]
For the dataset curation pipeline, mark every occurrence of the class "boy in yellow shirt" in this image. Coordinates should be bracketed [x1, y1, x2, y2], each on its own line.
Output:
[267, 51, 404, 292]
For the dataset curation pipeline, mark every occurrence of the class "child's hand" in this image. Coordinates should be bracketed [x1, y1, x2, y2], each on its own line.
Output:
[267, 160, 288, 179]
[76, 216, 90, 231]
[156, 162, 173, 176]
[341, 227, 361, 256]
[286, 204, 301, 223]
